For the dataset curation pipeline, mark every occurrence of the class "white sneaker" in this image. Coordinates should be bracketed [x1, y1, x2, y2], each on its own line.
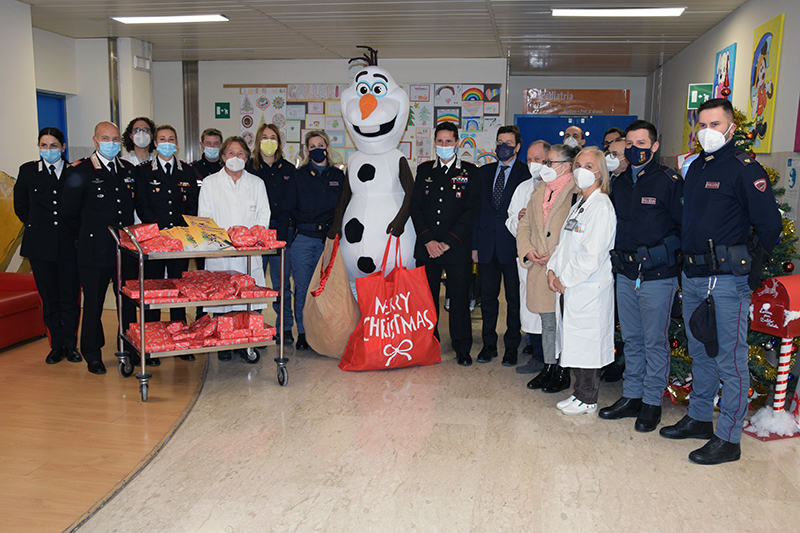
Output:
[556, 395, 577, 410]
[561, 400, 598, 416]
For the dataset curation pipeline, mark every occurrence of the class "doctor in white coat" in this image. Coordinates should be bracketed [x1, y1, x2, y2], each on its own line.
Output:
[546, 146, 616, 416]
[198, 136, 271, 318]
[505, 140, 550, 373]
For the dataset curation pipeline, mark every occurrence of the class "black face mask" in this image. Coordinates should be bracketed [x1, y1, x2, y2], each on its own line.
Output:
[309, 148, 328, 164]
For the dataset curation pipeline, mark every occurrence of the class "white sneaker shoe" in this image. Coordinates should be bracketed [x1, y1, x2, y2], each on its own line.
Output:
[561, 400, 598, 416]
[556, 395, 577, 410]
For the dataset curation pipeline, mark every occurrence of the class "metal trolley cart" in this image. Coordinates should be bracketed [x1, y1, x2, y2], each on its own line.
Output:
[109, 226, 288, 401]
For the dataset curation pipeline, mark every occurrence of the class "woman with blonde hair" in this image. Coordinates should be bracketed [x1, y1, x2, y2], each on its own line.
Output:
[280, 131, 345, 350]
[545, 146, 617, 415]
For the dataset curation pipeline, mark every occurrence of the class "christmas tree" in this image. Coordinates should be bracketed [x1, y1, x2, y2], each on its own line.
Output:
[667, 107, 799, 409]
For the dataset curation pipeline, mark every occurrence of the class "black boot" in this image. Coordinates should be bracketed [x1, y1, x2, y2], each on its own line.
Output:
[542, 365, 570, 393]
[599, 397, 642, 420]
[634, 404, 662, 433]
[689, 435, 741, 465]
[659, 415, 714, 440]
[527, 363, 556, 389]
[295, 333, 309, 350]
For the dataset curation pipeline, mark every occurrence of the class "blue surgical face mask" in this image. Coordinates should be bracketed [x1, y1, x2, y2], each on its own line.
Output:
[204, 146, 220, 160]
[436, 145, 455, 161]
[156, 142, 178, 159]
[40, 149, 62, 164]
[625, 144, 652, 167]
[98, 141, 121, 159]
[495, 143, 516, 162]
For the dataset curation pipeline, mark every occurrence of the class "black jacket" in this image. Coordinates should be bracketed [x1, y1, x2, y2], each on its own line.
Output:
[246, 156, 297, 241]
[136, 157, 200, 229]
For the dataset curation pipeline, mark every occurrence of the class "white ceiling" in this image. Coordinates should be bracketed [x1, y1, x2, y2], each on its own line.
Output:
[25, 0, 749, 76]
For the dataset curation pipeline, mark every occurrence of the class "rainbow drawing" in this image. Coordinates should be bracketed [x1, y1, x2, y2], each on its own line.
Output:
[460, 137, 476, 148]
[462, 88, 484, 101]
[436, 85, 456, 97]
[463, 119, 481, 132]
[477, 150, 498, 165]
[437, 112, 459, 124]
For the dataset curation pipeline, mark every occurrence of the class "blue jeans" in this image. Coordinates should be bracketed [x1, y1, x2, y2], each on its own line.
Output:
[263, 248, 293, 331]
[291, 234, 325, 334]
[683, 274, 751, 443]
[617, 275, 677, 406]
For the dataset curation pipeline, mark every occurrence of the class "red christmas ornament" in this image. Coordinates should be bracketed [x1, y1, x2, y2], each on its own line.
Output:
[792, 344, 799, 354]
[671, 339, 680, 349]
[750, 152, 757, 159]
[746, 132, 754, 140]
[784, 261, 795, 273]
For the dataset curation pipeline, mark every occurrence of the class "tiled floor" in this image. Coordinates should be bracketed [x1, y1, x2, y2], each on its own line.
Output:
[78, 311, 800, 532]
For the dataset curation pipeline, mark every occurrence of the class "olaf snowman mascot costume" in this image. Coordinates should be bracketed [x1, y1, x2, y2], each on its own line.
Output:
[333, 57, 416, 291]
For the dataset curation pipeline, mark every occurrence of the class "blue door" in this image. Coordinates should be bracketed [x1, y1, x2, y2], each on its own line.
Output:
[36, 92, 69, 160]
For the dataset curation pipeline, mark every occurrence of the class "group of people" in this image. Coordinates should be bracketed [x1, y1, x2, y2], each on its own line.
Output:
[15, 97, 781, 465]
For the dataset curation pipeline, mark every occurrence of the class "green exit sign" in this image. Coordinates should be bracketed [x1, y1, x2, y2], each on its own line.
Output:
[687, 83, 713, 110]
[215, 102, 230, 119]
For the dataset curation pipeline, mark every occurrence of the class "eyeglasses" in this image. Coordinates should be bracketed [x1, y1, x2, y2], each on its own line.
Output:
[544, 160, 568, 167]
[133, 127, 151, 134]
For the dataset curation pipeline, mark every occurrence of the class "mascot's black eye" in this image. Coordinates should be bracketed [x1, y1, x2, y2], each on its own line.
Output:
[372, 82, 387, 96]
[357, 82, 370, 95]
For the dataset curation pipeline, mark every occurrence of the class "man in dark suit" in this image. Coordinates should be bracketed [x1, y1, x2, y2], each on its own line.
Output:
[410, 122, 481, 366]
[473, 125, 530, 366]
[62, 121, 140, 375]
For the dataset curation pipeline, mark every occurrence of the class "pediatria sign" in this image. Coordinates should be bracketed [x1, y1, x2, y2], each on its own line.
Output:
[525, 89, 630, 115]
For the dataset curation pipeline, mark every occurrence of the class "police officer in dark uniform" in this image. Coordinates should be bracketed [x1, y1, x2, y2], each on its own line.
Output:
[247, 123, 296, 345]
[13, 127, 82, 365]
[410, 122, 481, 366]
[192, 127, 223, 182]
[660, 98, 782, 464]
[62, 121, 140, 375]
[600, 120, 683, 432]
[280, 131, 344, 350]
[136, 125, 200, 353]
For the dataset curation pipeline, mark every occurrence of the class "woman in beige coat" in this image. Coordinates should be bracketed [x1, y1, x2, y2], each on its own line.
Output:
[516, 144, 580, 392]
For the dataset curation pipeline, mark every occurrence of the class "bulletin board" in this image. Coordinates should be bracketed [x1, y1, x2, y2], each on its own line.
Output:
[236, 82, 504, 168]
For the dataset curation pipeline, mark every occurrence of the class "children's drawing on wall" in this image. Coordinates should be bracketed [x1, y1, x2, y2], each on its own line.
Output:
[748, 14, 784, 153]
[713, 43, 736, 101]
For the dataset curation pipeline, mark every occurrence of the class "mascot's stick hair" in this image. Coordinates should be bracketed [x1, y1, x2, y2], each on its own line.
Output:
[349, 46, 378, 66]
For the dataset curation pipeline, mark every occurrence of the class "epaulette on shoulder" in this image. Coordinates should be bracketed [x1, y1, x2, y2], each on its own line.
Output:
[20, 160, 38, 169]
[70, 158, 87, 167]
[658, 164, 681, 182]
[734, 151, 757, 166]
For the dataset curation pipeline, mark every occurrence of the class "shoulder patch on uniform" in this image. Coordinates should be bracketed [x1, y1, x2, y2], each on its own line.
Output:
[659, 165, 681, 182]
[735, 151, 756, 166]
[20, 160, 38, 169]
[754, 178, 767, 192]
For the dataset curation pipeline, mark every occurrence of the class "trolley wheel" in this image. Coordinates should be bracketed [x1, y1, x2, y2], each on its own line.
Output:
[277, 366, 288, 387]
[119, 361, 134, 378]
[140, 383, 149, 402]
[245, 347, 261, 364]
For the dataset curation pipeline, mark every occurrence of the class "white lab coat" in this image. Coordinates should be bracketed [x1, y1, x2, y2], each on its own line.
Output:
[505, 177, 541, 334]
[197, 167, 271, 313]
[546, 188, 616, 368]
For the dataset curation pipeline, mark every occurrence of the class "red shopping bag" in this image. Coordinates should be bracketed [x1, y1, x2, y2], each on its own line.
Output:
[339, 236, 441, 371]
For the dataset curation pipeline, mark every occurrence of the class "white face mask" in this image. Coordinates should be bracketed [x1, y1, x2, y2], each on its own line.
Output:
[697, 123, 733, 154]
[133, 131, 151, 149]
[605, 155, 620, 173]
[573, 167, 598, 189]
[539, 165, 558, 183]
[225, 156, 246, 172]
[528, 161, 543, 178]
[564, 136, 580, 149]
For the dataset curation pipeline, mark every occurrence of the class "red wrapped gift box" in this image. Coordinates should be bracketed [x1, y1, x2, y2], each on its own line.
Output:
[121, 223, 161, 249]
[251, 225, 277, 244]
[141, 236, 183, 254]
[242, 311, 265, 331]
[173, 339, 205, 351]
[230, 273, 256, 291]
[165, 321, 187, 335]
[217, 329, 251, 340]
[122, 279, 179, 299]
[239, 286, 279, 298]
[228, 225, 258, 247]
[172, 314, 216, 340]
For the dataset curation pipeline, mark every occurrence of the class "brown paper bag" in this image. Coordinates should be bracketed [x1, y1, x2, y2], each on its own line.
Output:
[304, 236, 360, 358]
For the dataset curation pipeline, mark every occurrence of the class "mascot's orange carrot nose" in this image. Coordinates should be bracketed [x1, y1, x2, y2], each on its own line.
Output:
[360, 94, 378, 119]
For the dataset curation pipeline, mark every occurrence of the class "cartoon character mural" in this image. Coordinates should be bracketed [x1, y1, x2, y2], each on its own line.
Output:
[331, 47, 416, 290]
[713, 44, 736, 101]
[750, 34, 774, 140]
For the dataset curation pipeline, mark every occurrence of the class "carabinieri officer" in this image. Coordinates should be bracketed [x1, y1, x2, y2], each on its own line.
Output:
[136, 125, 200, 356]
[13, 127, 82, 366]
[410, 121, 481, 367]
[62, 121, 140, 375]
[659, 98, 782, 465]
[601, 120, 683, 433]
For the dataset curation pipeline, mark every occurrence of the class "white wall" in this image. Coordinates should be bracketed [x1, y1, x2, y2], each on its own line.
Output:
[507, 75, 648, 121]
[0, 0, 39, 173]
[118, 38, 154, 125]
[153, 61, 185, 142]
[66, 39, 110, 158]
[32, 28, 77, 95]
[658, 0, 800, 171]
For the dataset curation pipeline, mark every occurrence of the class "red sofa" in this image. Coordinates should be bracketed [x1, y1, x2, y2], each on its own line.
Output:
[0, 272, 47, 350]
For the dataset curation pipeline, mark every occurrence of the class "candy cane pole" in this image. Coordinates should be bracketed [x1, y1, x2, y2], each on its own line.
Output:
[774, 338, 793, 411]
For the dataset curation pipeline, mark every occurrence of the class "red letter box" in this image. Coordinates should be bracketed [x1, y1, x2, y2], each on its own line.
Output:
[751, 276, 800, 337]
